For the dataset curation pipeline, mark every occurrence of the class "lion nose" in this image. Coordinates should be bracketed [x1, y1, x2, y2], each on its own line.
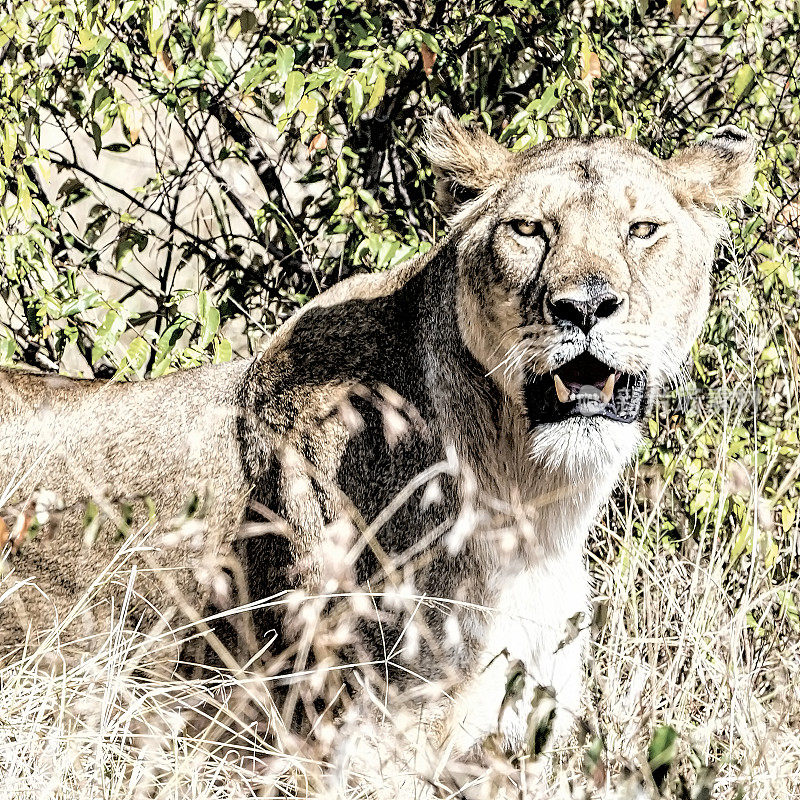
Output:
[545, 288, 625, 333]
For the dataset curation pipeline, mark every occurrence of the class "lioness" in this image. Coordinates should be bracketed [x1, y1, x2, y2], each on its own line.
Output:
[0, 110, 754, 758]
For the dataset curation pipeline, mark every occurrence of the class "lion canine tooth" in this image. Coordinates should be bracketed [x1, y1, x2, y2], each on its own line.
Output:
[600, 373, 616, 403]
[553, 374, 571, 403]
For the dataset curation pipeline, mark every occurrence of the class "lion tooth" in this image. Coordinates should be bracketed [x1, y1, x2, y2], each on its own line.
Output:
[553, 374, 571, 403]
[600, 373, 616, 404]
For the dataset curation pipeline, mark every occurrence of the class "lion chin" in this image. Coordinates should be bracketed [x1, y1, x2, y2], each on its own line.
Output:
[526, 415, 643, 480]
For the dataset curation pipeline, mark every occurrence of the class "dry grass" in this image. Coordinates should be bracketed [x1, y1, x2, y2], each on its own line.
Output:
[588, 494, 800, 800]
[2, 458, 799, 800]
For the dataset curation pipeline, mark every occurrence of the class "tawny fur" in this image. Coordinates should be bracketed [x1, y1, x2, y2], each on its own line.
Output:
[0, 109, 755, 758]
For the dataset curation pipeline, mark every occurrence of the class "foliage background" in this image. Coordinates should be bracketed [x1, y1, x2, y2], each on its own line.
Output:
[1, 0, 799, 795]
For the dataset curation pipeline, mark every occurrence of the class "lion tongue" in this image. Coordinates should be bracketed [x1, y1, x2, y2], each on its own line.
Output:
[553, 372, 616, 404]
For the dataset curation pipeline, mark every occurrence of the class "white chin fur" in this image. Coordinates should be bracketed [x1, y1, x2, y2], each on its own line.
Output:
[527, 416, 641, 480]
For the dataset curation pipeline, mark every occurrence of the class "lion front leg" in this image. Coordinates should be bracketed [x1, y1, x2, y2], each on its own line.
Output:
[435, 559, 590, 760]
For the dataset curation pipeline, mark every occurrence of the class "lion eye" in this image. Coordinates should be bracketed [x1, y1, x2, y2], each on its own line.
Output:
[629, 221, 659, 239]
[510, 219, 545, 238]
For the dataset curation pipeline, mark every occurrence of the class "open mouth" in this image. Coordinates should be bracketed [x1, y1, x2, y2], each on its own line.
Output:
[524, 352, 647, 427]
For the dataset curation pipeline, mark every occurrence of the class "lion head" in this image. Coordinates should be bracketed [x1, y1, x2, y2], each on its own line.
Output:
[426, 109, 755, 476]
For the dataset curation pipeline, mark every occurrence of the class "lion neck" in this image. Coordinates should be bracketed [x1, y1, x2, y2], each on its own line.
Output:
[416, 241, 628, 569]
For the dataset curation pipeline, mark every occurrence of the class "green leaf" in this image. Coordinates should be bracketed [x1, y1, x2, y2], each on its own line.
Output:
[198, 289, 210, 320]
[213, 337, 232, 363]
[275, 44, 294, 81]
[648, 725, 678, 789]
[781, 503, 796, 533]
[348, 77, 364, 121]
[85, 207, 111, 245]
[732, 65, 756, 100]
[17, 176, 31, 219]
[241, 62, 270, 93]
[200, 309, 219, 347]
[239, 10, 257, 35]
[59, 290, 103, 317]
[285, 70, 305, 114]
[536, 83, 560, 119]
[91, 309, 126, 364]
[0, 337, 17, 364]
[78, 28, 97, 51]
[119, 0, 141, 24]
[114, 230, 147, 271]
[198, 290, 221, 348]
[90, 121, 103, 154]
[146, 5, 165, 53]
[124, 336, 149, 372]
[2, 123, 17, 167]
[154, 318, 186, 365]
[57, 178, 91, 207]
[366, 70, 385, 111]
[415, 30, 441, 54]
[115, 236, 135, 270]
[198, 8, 215, 60]
[150, 357, 172, 378]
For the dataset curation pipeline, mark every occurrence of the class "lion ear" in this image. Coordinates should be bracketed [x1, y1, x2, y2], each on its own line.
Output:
[667, 127, 757, 208]
[425, 107, 512, 217]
